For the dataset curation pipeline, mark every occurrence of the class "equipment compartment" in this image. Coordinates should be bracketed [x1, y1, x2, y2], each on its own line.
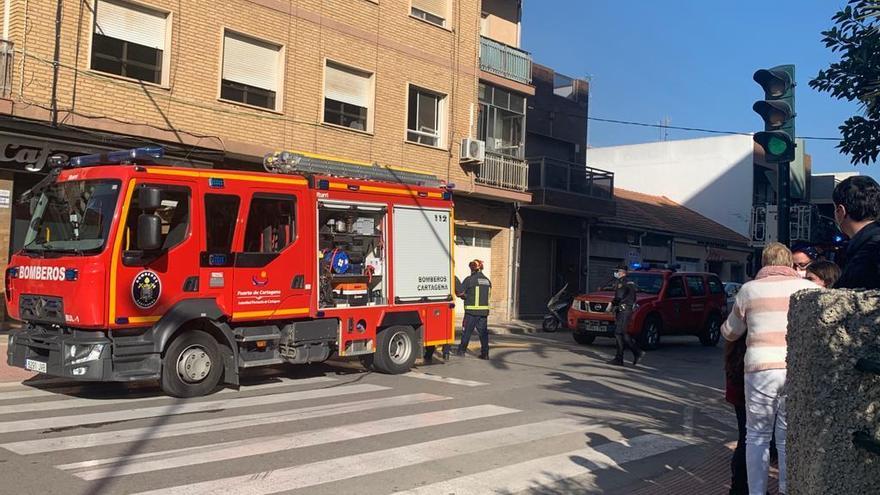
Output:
[318, 202, 387, 309]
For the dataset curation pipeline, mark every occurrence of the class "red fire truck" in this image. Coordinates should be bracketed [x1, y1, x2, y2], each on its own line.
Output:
[5, 147, 456, 397]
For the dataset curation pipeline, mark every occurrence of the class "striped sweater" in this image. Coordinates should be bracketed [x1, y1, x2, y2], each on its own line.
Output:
[721, 266, 818, 373]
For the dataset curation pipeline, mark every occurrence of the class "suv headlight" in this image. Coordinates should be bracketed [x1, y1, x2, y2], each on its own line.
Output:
[67, 344, 104, 365]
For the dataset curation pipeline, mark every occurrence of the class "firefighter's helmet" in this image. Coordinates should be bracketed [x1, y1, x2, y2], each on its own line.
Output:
[469, 259, 484, 271]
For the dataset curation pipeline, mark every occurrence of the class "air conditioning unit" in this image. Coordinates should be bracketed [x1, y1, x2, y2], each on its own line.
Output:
[460, 138, 485, 163]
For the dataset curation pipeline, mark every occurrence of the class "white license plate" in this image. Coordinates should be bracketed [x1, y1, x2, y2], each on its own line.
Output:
[25, 359, 47, 373]
[588, 325, 603, 332]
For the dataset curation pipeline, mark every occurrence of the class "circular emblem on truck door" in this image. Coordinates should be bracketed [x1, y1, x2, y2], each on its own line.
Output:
[132, 271, 162, 309]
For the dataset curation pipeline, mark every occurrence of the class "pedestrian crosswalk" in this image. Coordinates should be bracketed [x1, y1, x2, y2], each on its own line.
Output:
[0, 369, 697, 494]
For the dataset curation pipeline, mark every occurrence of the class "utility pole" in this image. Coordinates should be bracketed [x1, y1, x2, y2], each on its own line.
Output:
[50, 0, 63, 127]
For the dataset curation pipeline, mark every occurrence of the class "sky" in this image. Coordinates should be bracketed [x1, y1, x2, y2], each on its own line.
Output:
[521, 0, 874, 178]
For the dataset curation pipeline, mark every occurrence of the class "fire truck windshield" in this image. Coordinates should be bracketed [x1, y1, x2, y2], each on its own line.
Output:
[22, 179, 122, 255]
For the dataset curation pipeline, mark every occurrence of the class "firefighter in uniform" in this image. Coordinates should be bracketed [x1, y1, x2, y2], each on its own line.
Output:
[456, 259, 492, 359]
[609, 264, 644, 366]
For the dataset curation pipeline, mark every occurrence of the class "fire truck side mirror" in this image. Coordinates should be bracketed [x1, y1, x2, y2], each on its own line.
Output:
[138, 187, 162, 212]
[137, 214, 162, 251]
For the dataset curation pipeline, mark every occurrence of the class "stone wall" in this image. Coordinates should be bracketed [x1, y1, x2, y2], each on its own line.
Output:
[787, 289, 880, 494]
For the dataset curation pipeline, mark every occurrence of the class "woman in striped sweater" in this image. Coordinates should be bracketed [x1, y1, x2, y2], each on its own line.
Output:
[721, 242, 818, 495]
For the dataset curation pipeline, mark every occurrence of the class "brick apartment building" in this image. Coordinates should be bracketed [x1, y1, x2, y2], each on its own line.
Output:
[0, 0, 537, 321]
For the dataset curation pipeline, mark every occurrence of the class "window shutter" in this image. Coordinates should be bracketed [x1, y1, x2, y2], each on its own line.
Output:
[412, 0, 448, 19]
[95, 0, 167, 49]
[222, 32, 280, 91]
[324, 63, 371, 108]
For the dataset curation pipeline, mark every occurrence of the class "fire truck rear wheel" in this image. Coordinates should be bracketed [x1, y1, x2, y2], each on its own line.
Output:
[161, 330, 224, 398]
[373, 326, 417, 375]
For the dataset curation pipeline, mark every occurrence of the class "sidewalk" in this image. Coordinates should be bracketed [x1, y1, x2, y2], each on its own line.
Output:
[613, 442, 781, 495]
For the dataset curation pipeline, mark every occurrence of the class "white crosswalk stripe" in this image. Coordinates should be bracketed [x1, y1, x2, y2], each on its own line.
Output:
[0, 376, 336, 412]
[61, 405, 520, 480]
[129, 418, 600, 495]
[403, 371, 488, 387]
[0, 393, 451, 455]
[0, 370, 696, 495]
[0, 383, 388, 434]
[391, 433, 695, 494]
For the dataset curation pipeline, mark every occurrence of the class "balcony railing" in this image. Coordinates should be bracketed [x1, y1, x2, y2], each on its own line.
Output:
[479, 36, 532, 86]
[0, 40, 13, 98]
[475, 151, 529, 192]
[527, 157, 614, 199]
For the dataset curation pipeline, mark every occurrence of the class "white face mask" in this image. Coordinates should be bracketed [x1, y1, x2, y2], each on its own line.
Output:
[796, 269, 807, 278]
[613, 272, 624, 279]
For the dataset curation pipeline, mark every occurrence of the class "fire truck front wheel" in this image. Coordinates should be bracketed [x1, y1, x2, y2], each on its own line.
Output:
[372, 326, 417, 375]
[161, 330, 224, 398]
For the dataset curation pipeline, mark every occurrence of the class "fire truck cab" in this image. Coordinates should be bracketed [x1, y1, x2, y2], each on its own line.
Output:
[5, 147, 456, 397]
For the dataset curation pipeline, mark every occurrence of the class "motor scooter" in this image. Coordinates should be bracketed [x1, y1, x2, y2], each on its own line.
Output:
[542, 283, 573, 332]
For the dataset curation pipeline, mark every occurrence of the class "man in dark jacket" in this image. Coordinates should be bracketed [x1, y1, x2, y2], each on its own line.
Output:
[832, 176, 880, 289]
[609, 265, 644, 366]
[456, 260, 492, 359]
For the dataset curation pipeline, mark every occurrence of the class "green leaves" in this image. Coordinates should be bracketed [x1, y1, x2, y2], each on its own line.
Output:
[810, 0, 880, 165]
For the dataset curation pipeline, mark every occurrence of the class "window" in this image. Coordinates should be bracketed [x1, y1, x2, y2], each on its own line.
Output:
[23, 180, 121, 254]
[91, 0, 168, 84]
[205, 195, 240, 252]
[666, 278, 685, 298]
[243, 195, 296, 253]
[686, 276, 707, 296]
[708, 277, 723, 295]
[455, 227, 492, 248]
[411, 0, 448, 27]
[407, 85, 445, 147]
[324, 62, 373, 131]
[553, 73, 577, 100]
[478, 83, 526, 158]
[124, 185, 190, 251]
[220, 31, 282, 110]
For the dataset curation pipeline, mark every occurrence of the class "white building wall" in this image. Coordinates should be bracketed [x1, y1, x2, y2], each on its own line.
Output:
[589, 135, 755, 237]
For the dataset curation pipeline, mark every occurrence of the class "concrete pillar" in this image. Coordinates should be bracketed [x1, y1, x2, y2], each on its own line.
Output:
[787, 289, 880, 494]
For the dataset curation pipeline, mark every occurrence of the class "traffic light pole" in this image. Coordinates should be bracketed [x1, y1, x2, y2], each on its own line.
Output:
[777, 161, 791, 246]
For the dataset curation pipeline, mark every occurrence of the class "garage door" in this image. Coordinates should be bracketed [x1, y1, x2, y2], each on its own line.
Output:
[454, 227, 494, 316]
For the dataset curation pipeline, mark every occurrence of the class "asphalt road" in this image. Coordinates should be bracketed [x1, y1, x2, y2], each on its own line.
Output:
[0, 331, 737, 495]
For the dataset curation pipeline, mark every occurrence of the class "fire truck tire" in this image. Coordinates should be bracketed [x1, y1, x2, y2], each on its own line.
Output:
[161, 330, 224, 398]
[372, 326, 417, 375]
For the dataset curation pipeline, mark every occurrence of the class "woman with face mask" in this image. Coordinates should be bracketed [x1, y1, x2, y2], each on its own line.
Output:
[791, 245, 817, 278]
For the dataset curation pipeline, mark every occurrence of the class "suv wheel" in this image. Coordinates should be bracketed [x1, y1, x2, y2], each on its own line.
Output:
[639, 318, 661, 351]
[700, 315, 722, 347]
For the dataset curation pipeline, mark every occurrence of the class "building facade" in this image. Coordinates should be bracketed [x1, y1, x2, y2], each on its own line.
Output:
[517, 64, 615, 318]
[0, 0, 535, 322]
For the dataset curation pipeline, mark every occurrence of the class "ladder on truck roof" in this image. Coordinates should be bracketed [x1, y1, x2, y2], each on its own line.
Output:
[263, 151, 441, 188]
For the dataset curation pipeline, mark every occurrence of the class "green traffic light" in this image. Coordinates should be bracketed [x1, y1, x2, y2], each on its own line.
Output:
[768, 136, 790, 156]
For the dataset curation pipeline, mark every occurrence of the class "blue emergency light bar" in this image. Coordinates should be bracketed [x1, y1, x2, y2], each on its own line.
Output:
[68, 147, 164, 168]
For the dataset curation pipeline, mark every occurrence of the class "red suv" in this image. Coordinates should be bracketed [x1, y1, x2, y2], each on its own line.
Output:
[568, 269, 727, 350]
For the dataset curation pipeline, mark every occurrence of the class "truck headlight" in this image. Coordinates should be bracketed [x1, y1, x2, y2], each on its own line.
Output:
[68, 344, 104, 365]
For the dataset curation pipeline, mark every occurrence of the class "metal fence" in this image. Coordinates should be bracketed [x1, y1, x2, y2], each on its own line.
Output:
[479, 37, 532, 85]
[474, 151, 529, 192]
[527, 156, 614, 199]
[0, 40, 12, 98]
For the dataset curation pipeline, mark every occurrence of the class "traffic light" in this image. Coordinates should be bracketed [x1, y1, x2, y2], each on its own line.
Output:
[753, 65, 795, 163]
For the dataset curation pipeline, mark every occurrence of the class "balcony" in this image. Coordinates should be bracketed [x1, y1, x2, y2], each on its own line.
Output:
[0, 40, 12, 98]
[479, 36, 532, 86]
[526, 157, 616, 216]
[475, 151, 529, 192]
